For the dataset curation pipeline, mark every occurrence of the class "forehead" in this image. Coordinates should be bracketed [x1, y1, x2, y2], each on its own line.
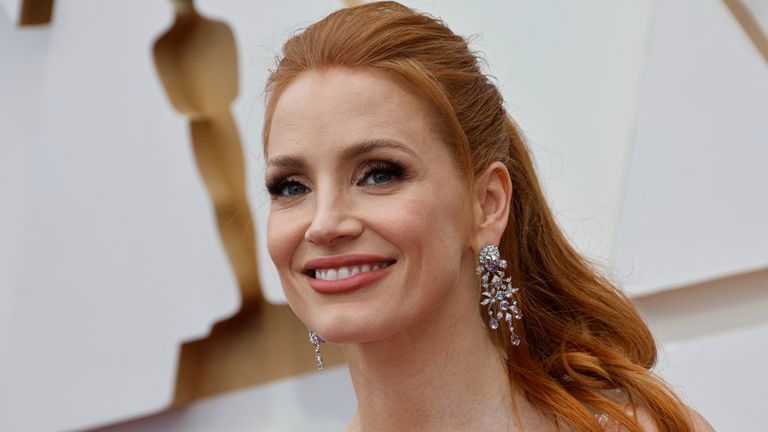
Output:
[267, 67, 445, 157]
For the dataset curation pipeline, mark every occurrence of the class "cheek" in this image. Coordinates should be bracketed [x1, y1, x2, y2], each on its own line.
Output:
[363, 193, 438, 255]
[396, 184, 468, 250]
[266, 209, 304, 274]
[368, 183, 470, 288]
[381, 192, 470, 339]
[267, 208, 313, 321]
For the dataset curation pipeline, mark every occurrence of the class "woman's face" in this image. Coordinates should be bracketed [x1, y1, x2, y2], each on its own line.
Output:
[265, 68, 476, 344]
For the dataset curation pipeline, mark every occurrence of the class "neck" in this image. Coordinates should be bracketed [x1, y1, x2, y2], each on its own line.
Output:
[342, 278, 522, 431]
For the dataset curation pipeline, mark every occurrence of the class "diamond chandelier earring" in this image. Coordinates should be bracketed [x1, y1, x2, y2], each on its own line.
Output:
[308, 330, 325, 370]
[477, 244, 523, 346]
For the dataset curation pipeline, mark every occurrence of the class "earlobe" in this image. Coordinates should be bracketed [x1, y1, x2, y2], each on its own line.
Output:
[474, 162, 513, 247]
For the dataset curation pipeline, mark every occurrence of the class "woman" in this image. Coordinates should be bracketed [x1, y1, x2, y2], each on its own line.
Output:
[262, 2, 713, 431]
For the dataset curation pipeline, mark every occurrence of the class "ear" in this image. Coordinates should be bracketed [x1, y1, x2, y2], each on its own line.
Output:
[472, 161, 513, 250]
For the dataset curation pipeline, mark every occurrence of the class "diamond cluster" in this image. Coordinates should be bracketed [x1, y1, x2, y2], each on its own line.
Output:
[476, 245, 523, 346]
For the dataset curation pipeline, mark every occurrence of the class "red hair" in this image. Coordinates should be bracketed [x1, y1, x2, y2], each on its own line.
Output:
[263, 2, 693, 430]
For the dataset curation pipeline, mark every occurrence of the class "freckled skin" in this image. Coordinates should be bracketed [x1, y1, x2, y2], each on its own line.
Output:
[266, 68, 477, 344]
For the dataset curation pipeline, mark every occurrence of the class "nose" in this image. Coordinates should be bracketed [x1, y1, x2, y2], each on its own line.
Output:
[304, 190, 364, 247]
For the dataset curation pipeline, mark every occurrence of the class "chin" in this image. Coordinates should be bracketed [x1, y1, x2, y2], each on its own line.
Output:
[310, 305, 403, 345]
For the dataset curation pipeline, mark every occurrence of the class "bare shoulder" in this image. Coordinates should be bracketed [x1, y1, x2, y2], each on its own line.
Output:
[634, 405, 715, 432]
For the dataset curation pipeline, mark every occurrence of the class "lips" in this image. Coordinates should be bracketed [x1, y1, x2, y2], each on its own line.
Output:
[302, 254, 396, 294]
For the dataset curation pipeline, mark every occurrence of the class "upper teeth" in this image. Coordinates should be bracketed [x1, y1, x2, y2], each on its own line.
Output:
[314, 262, 391, 281]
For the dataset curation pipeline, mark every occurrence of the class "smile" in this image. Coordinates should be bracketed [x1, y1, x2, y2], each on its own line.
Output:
[302, 254, 396, 294]
[314, 262, 393, 281]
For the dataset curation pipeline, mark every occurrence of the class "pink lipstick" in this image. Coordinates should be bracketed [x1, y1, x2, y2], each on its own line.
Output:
[302, 254, 396, 294]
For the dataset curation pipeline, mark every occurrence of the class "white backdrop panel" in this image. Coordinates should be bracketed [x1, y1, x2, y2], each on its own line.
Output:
[0, 0, 21, 23]
[0, 1, 240, 431]
[614, 0, 768, 295]
[0, 12, 51, 426]
[657, 323, 768, 431]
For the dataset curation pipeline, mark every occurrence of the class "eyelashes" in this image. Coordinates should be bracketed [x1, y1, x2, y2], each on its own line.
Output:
[265, 178, 308, 198]
[357, 160, 407, 186]
[265, 159, 409, 199]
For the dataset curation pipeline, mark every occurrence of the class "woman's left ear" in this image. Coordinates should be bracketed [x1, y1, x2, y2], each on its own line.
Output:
[472, 161, 513, 248]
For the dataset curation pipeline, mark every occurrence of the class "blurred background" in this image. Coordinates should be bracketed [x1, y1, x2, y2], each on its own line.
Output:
[1, 0, 766, 431]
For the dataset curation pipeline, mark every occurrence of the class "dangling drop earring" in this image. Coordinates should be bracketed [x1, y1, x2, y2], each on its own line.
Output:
[476, 244, 523, 346]
[308, 330, 325, 370]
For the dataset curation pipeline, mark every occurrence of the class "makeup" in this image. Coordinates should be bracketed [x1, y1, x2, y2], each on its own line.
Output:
[303, 254, 396, 294]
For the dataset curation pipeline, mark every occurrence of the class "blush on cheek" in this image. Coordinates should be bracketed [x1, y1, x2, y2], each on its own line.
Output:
[388, 186, 470, 270]
[366, 195, 431, 250]
[266, 213, 302, 276]
[266, 214, 310, 317]
[383, 186, 468, 241]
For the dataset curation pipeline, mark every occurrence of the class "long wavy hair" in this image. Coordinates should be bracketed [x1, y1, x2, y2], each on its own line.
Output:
[262, 2, 692, 431]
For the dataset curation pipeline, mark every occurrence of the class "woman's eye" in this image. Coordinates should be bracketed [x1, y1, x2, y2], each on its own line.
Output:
[358, 162, 405, 186]
[267, 179, 310, 198]
[283, 181, 309, 196]
[363, 170, 394, 185]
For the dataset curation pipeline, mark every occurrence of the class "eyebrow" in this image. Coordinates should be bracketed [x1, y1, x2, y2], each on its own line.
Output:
[266, 138, 420, 168]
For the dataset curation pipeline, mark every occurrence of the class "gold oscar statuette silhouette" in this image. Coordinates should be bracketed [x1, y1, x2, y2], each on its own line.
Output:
[15, 0, 54, 25]
[152, 0, 343, 405]
[723, 0, 768, 63]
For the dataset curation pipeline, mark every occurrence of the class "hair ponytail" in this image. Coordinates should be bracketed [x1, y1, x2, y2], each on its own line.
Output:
[498, 115, 692, 431]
